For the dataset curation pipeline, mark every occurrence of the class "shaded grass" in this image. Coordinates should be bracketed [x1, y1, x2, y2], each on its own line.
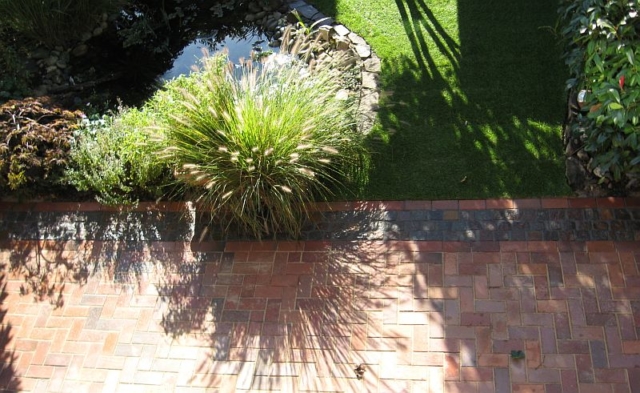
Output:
[311, 0, 571, 199]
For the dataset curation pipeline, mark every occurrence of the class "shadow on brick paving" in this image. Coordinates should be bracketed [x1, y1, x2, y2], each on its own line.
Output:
[0, 265, 20, 391]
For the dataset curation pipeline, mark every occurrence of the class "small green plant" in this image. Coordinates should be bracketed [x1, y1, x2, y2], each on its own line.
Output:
[0, 0, 120, 48]
[560, 0, 640, 184]
[63, 109, 170, 205]
[150, 50, 367, 238]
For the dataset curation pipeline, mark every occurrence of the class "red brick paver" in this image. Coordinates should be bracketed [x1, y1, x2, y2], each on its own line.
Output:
[1, 200, 640, 392]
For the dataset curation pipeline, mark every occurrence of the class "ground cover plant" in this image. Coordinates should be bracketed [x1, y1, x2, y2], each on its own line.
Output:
[62, 109, 170, 205]
[309, 0, 571, 199]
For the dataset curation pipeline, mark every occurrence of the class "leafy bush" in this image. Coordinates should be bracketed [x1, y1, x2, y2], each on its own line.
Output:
[0, 0, 120, 48]
[0, 28, 32, 99]
[0, 98, 78, 197]
[560, 0, 640, 184]
[150, 52, 366, 238]
[63, 109, 170, 205]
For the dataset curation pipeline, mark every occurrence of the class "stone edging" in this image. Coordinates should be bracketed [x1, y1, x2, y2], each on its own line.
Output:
[0, 197, 637, 213]
[0, 198, 638, 242]
[286, 0, 381, 134]
[248, 0, 381, 135]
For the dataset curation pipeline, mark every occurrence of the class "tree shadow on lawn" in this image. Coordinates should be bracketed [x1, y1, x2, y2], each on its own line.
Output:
[366, 0, 570, 199]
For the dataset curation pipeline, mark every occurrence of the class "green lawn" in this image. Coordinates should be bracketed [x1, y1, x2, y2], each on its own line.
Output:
[310, 0, 572, 199]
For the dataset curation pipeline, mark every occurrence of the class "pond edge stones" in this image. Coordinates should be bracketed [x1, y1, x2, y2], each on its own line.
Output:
[288, 0, 380, 135]
[251, 0, 381, 135]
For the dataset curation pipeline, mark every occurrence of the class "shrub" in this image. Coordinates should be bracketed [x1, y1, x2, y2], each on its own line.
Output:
[63, 108, 170, 205]
[0, 98, 79, 197]
[0, 0, 120, 48]
[560, 0, 640, 184]
[150, 51, 366, 238]
[0, 28, 32, 99]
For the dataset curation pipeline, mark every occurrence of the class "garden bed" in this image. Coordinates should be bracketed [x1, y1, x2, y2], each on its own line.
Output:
[0, 0, 381, 239]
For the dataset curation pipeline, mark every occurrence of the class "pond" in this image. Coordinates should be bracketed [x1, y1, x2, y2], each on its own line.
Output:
[160, 32, 276, 81]
[60, 0, 286, 107]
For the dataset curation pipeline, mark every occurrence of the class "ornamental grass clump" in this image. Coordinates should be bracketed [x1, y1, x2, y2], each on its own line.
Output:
[153, 51, 366, 238]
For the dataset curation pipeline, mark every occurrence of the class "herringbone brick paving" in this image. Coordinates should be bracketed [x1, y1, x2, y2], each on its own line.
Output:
[1, 198, 640, 392]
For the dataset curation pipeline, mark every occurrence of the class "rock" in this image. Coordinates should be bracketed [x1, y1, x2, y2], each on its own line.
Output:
[364, 57, 381, 73]
[272, 11, 282, 19]
[81, 32, 93, 42]
[566, 157, 588, 190]
[286, 11, 301, 24]
[317, 26, 331, 42]
[593, 166, 606, 179]
[93, 27, 103, 36]
[30, 48, 50, 60]
[269, 40, 280, 47]
[360, 90, 380, 109]
[266, 18, 278, 30]
[267, 0, 281, 11]
[336, 89, 350, 100]
[576, 149, 589, 161]
[335, 38, 350, 51]
[245, 13, 256, 22]
[55, 61, 67, 69]
[348, 33, 367, 46]
[336, 53, 358, 67]
[293, 4, 319, 20]
[248, 2, 261, 13]
[314, 17, 334, 27]
[45, 56, 58, 66]
[255, 11, 266, 18]
[72, 44, 89, 57]
[33, 85, 48, 96]
[355, 44, 371, 58]
[333, 25, 350, 37]
[362, 72, 378, 89]
[289, 0, 307, 8]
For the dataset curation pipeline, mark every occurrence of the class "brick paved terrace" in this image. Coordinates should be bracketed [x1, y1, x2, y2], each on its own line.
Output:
[0, 197, 640, 392]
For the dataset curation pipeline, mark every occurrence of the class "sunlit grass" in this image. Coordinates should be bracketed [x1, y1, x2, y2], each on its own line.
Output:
[310, 0, 571, 199]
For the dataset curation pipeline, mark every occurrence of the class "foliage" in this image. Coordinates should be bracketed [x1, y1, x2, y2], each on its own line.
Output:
[560, 0, 640, 183]
[63, 109, 170, 205]
[116, 0, 241, 51]
[0, 98, 79, 197]
[0, 0, 121, 48]
[150, 52, 366, 238]
[0, 28, 32, 99]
